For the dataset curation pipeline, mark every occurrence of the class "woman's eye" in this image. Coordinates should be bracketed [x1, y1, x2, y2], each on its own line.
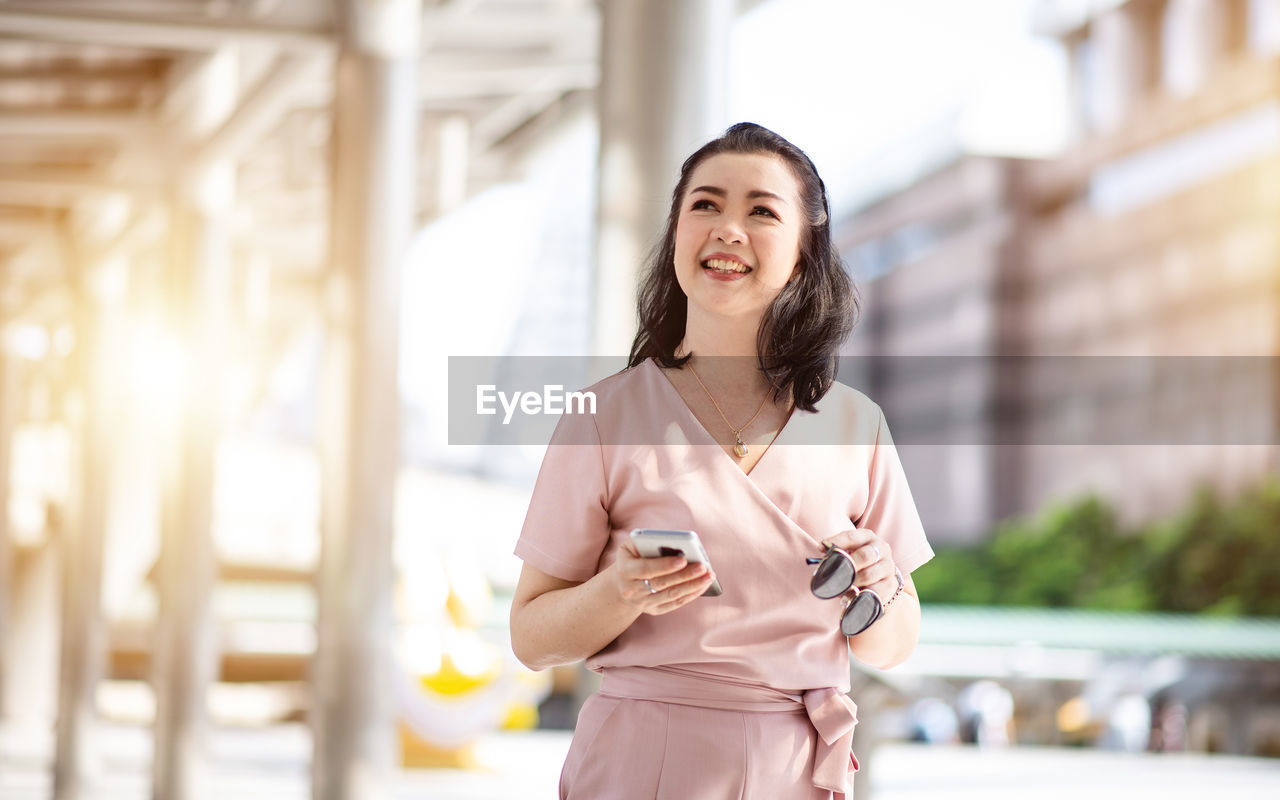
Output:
[752, 206, 778, 219]
[691, 199, 716, 211]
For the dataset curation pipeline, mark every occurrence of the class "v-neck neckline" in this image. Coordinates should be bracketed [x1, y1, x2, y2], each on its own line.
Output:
[645, 357, 797, 479]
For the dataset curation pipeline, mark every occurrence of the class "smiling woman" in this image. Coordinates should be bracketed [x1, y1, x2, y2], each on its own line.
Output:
[632, 123, 856, 413]
[673, 152, 803, 324]
[508, 123, 933, 800]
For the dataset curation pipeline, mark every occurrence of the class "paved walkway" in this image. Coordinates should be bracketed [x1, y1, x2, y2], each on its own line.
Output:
[3, 721, 1278, 799]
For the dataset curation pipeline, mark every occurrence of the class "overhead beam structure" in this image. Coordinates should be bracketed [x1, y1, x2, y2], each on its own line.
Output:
[0, 111, 152, 139]
[189, 53, 327, 175]
[0, 4, 333, 53]
[0, 3, 594, 53]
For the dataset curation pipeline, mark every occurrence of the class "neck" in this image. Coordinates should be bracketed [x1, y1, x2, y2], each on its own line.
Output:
[677, 308, 772, 395]
[679, 304, 761, 359]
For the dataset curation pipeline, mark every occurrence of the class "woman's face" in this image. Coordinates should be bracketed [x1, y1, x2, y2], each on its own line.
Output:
[673, 151, 805, 324]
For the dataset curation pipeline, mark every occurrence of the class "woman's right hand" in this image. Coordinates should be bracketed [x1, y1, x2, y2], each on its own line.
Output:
[611, 544, 716, 615]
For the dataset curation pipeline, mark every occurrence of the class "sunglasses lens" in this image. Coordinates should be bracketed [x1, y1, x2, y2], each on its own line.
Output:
[840, 591, 882, 636]
[811, 552, 856, 599]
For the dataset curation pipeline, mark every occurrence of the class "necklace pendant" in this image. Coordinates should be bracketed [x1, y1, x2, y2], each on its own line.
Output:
[733, 438, 749, 458]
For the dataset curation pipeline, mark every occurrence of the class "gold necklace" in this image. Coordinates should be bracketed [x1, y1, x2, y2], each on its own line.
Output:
[687, 362, 770, 458]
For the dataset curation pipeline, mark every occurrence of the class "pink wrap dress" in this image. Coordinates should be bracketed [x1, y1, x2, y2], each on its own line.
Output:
[514, 358, 933, 799]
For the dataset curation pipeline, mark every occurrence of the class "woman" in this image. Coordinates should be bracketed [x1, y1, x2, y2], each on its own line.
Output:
[510, 123, 932, 799]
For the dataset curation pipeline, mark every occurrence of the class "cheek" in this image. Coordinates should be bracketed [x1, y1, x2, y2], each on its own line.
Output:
[762, 238, 802, 285]
[673, 229, 690, 257]
[674, 224, 710, 273]
[674, 217, 700, 251]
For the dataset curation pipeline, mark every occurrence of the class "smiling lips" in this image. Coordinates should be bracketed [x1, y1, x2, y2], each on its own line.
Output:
[701, 257, 751, 275]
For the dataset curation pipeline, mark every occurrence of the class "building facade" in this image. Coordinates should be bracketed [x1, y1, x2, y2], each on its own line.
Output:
[838, 0, 1280, 542]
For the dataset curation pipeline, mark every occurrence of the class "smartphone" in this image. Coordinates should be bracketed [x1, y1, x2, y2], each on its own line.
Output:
[629, 529, 723, 597]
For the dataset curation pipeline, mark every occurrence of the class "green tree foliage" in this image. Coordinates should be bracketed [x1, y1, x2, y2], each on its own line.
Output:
[914, 477, 1280, 616]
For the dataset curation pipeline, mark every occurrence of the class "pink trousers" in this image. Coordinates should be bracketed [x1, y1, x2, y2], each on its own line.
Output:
[559, 666, 857, 800]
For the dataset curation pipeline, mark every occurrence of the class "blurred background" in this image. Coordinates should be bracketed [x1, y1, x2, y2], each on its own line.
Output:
[1, 0, 1279, 798]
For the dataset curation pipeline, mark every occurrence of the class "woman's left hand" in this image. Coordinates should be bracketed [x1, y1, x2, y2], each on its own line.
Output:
[822, 527, 920, 668]
[820, 528, 898, 599]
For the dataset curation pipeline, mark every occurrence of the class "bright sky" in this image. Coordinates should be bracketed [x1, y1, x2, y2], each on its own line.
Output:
[731, 0, 1070, 211]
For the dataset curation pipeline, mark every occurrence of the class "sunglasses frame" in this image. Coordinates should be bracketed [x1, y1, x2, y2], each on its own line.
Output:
[806, 545, 884, 636]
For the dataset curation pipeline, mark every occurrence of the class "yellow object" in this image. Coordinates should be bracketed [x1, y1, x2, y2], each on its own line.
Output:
[395, 566, 553, 768]
[421, 651, 500, 696]
[1056, 696, 1090, 733]
[444, 574, 493, 628]
[399, 722, 478, 769]
[502, 702, 539, 730]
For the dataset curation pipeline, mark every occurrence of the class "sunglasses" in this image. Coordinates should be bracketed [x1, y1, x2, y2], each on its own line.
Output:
[806, 546, 883, 636]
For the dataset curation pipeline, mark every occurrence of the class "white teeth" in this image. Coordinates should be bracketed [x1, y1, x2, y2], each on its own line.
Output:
[702, 258, 749, 274]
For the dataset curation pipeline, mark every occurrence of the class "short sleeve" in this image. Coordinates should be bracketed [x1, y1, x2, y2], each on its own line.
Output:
[857, 407, 933, 575]
[513, 410, 612, 582]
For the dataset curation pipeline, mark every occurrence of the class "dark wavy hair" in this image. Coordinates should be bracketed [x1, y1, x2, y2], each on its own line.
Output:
[626, 122, 858, 412]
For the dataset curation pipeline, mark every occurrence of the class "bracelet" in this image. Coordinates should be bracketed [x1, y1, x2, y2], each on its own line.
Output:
[881, 568, 906, 611]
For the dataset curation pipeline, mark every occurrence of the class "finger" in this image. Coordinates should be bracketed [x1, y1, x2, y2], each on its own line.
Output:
[855, 568, 902, 603]
[621, 576, 656, 604]
[852, 543, 885, 571]
[646, 566, 713, 608]
[870, 574, 900, 598]
[674, 562, 709, 581]
[644, 562, 707, 595]
[851, 558, 897, 591]
[637, 555, 691, 579]
[821, 528, 876, 554]
[649, 571, 716, 614]
[620, 555, 687, 581]
[821, 530, 891, 568]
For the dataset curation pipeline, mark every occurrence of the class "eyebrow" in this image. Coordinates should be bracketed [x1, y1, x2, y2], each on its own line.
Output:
[689, 185, 789, 204]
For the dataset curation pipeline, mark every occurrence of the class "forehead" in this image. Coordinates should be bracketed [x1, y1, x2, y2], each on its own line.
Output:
[684, 152, 801, 204]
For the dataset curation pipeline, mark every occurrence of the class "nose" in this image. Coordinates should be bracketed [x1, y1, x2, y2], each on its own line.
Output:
[713, 216, 745, 245]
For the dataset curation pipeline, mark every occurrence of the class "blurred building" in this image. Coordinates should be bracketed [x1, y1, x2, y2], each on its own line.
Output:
[838, 0, 1280, 542]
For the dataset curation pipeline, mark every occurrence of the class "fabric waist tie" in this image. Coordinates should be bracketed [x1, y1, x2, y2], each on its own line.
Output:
[598, 665, 859, 795]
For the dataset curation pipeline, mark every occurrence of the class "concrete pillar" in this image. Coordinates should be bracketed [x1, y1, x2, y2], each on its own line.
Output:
[432, 114, 469, 218]
[848, 674, 894, 800]
[150, 48, 237, 800]
[1248, 0, 1280, 55]
[52, 228, 115, 800]
[1086, 1, 1163, 132]
[1162, 0, 1235, 97]
[1064, 34, 1091, 144]
[312, 2, 420, 798]
[2, 504, 61, 727]
[0, 355, 16, 720]
[592, 0, 733, 357]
